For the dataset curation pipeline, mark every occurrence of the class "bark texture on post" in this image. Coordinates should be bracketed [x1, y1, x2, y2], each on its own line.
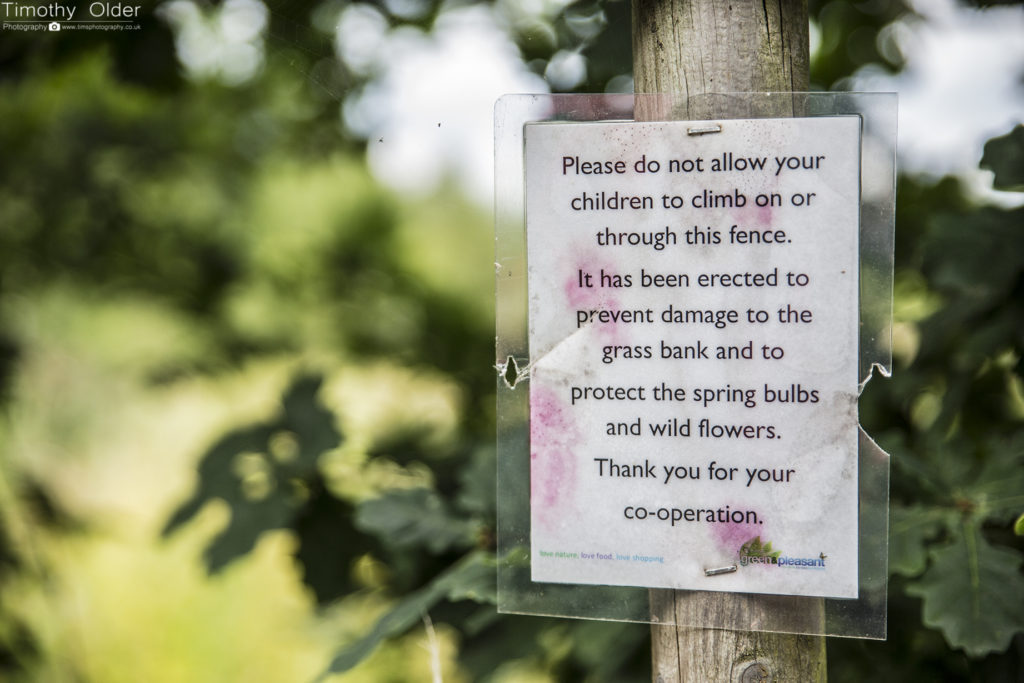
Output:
[632, 1, 825, 681]
[649, 590, 826, 682]
[632, 0, 809, 119]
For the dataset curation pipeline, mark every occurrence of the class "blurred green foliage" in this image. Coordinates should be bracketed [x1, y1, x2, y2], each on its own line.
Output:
[982, 125, 1024, 192]
[809, 0, 910, 88]
[0, 0, 1022, 681]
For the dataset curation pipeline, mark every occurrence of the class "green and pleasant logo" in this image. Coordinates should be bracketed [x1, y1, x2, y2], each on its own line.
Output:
[738, 536, 782, 566]
[738, 535, 829, 570]
[2, 1, 143, 32]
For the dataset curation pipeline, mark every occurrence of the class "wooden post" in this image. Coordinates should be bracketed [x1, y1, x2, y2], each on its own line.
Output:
[632, 0, 809, 119]
[631, 1, 827, 681]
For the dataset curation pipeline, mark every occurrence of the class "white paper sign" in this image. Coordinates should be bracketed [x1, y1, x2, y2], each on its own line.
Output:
[526, 117, 861, 599]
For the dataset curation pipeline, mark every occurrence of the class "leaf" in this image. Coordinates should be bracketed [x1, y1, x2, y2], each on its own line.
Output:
[161, 424, 275, 538]
[960, 451, 1024, 524]
[455, 445, 496, 518]
[317, 551, 495, 678]
[566, 620, 650, 681]
[203, 497, 293, 573]
[1015, 513, 1024, 536]
[441, 552, 497, 604]
[293, 477, 383, 606]
[740, 536, 781, 559]
[163, 373, 343, 573]
[924, 207, 1024, 311]
[354, 487, 478, 554]
[889, 504, 948, 577]
[319, 584, 443, 680]
[739, 536, 761, 555]
[906, 520, 1024, 656]
[980, 124, 1024, 191]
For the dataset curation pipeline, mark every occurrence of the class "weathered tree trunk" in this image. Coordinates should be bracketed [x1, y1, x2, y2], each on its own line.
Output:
[631, 1, 826, 681]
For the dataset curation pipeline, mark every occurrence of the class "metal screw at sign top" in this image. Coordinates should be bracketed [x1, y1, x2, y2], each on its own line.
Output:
[704, 564, 738, 577]
[739, 662, 771, 683]
[687, 124, 723, 136]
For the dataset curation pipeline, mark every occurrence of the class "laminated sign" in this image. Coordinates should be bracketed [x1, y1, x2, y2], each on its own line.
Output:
[526, 117, 862, 599]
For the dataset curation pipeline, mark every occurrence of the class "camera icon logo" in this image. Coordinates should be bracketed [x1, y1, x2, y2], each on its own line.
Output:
[48, 21, 61, 31]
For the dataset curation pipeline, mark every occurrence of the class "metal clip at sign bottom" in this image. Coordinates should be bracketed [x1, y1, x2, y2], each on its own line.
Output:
[704, 565, 738, 577]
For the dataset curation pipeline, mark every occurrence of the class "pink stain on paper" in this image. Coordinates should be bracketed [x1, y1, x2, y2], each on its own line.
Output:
[563, 250, 628, 345]
[709, 506, 765, 554]
[530, 384, 579, 528]
[563, 250, 615, 309]
[730, 202, 774, 228]
[563, 267, 600, 309]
